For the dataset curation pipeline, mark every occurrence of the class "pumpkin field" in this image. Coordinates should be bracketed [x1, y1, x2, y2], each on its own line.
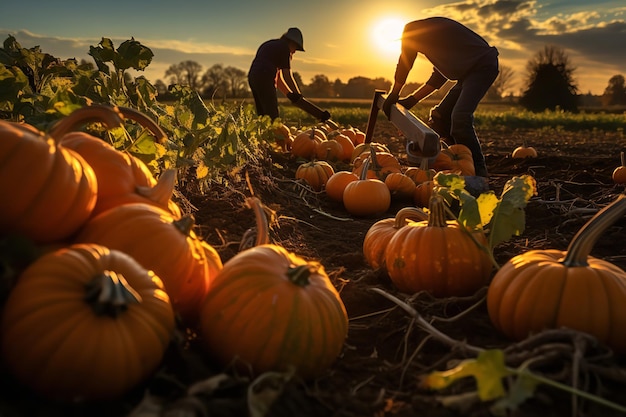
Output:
[3, 103, 626, 417]
[4, 35, 626, 417]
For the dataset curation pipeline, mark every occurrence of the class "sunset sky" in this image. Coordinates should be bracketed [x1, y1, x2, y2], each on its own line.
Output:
[2, 0, 625, 96]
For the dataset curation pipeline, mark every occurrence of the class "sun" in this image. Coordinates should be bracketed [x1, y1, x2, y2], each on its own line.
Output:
[371, 17, 406, 55]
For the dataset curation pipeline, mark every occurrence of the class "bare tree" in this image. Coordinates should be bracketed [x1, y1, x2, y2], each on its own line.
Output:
[223, 66, 248, 98]
[201, 64, 228, 98]
[519, 45, 578, 112]
[164, 60, 204, 91]
[486, 64, 515, 100]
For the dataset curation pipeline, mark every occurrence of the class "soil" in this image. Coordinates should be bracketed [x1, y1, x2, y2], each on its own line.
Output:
[2, 119, 626, 417]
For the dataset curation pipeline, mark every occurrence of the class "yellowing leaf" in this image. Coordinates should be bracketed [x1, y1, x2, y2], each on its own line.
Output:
[422, 349, 511, 401]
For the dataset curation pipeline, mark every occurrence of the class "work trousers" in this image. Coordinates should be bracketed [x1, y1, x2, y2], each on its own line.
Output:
[429, 62, 499, 177]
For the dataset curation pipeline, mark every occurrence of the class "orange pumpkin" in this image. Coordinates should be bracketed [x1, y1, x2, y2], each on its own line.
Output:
[343, 158, 391, 216]
[385, 194, 492, 296]
[295, 160, 335, 192]
[291, 128, 325, 159]
[1, 243, 174, 401]
[385, 172, 416, 200]
[75, 203, 222, 323]
[352, 149, 402, 180]
[330, 132, 356, 161]
[612, 151, 626, 184]
[198, 197, 348, 379]
[487, 194, 626, 354]
[315, 138, 343, 161]
[511, 140, 538, 159]
[0, 120, 97, 244]
[363, 207, 428, 270]
[413, 180, 435, 208]
[432, 144, 475, 176]
[60, 132, 181, 218]
[325, 171, 359, 203]
[350, 141, 390, 163]
[404, 166, 436, 184]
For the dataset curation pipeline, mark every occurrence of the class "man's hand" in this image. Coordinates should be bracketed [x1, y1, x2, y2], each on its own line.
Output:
[320, 110, 331, 122]
[286, 92, 302, 103]
[398, 95, 418, 109]
[382, 92, 399, 119]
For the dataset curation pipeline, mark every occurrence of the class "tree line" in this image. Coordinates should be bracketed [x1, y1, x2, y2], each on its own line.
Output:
[155, 45, 625, 113]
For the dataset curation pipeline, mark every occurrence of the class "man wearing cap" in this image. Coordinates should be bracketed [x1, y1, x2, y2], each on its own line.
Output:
[248, 28, 330, 122]
[382, 17, 499, 178]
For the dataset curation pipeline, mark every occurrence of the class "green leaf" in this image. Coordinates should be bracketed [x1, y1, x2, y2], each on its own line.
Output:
[422, 349, 511, 401]
[487, 175, 537, 249]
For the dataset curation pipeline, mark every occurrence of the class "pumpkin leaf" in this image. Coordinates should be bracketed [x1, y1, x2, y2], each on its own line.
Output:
[487, 175, 537, 249]
[421, 349, 511, 401]
[489, 371, 540, 416]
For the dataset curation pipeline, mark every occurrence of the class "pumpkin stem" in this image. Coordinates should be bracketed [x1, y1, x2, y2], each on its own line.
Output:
[136, 168, 177, 206]
[562, 194, 626, 267]
[393, 207, 429, 228]
[48, 105, 125, 139]
[85, 271, 142, 317]
[621, 151, 626, 167]
[117, 106, 168, 144]
[174, 215, 196, 236]
[359, 158, 371, 181]
[287, 264, 314, 287]
[245, 196, 272, 246]
[427, 194, 448, 227]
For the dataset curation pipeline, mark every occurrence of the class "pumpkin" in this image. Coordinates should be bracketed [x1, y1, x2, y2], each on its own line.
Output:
[384, 172, 416, 200]
[363, 207, 428, 270]
[487, 194, 626, 353]
[272, 123, 293, 151]
[75, 203, 222, 323]
[0, 119, 98, 244]
[432, 144, 475, 176]
[295, 160, 335, 192]
[385, 194, 493, 296]
[405, 166, 436, 184]
[343, 158, 391, 216]
[325, 170, 359, 203]
[198, 197, 348, 379]
[511, 141, 538, 159]
[350, 141, 390, 163]
[352, 148, 402, 180]
[60, 131, 181, 218]
[1, 243, 174, 401]
[413, 180, 435, 208]
[315, 138, 343, 162]
[330, 132, 356, 162]
[612, 151, 626, 184]
[291, 128, 325, 159]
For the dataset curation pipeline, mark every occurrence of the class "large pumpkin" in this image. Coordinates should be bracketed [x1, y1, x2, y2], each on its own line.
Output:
[60, 132, 181, 218]
[487, 194, 626, 353]
[198, 197, 348, 379]
[385, 194, 493, 296]
[75, 203, 222, 322]
[432, 144, 475, 176]
[1, 244, 175, 401]
[0, 120, 98, 243]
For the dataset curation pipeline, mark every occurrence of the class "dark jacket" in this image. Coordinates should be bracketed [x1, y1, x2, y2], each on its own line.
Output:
[394, 17, 499, 89]
[249, 38, 292, 79]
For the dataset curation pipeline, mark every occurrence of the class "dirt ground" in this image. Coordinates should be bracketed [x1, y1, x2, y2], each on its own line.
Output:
[2, 119, 626, 417]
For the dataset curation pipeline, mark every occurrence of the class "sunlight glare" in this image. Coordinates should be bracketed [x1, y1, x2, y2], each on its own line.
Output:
[371, 17, 405, 55]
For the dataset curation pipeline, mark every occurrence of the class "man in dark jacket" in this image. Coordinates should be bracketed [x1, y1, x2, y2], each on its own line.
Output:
[382, 17, 499, 177]
[248, 27, 331, 122]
